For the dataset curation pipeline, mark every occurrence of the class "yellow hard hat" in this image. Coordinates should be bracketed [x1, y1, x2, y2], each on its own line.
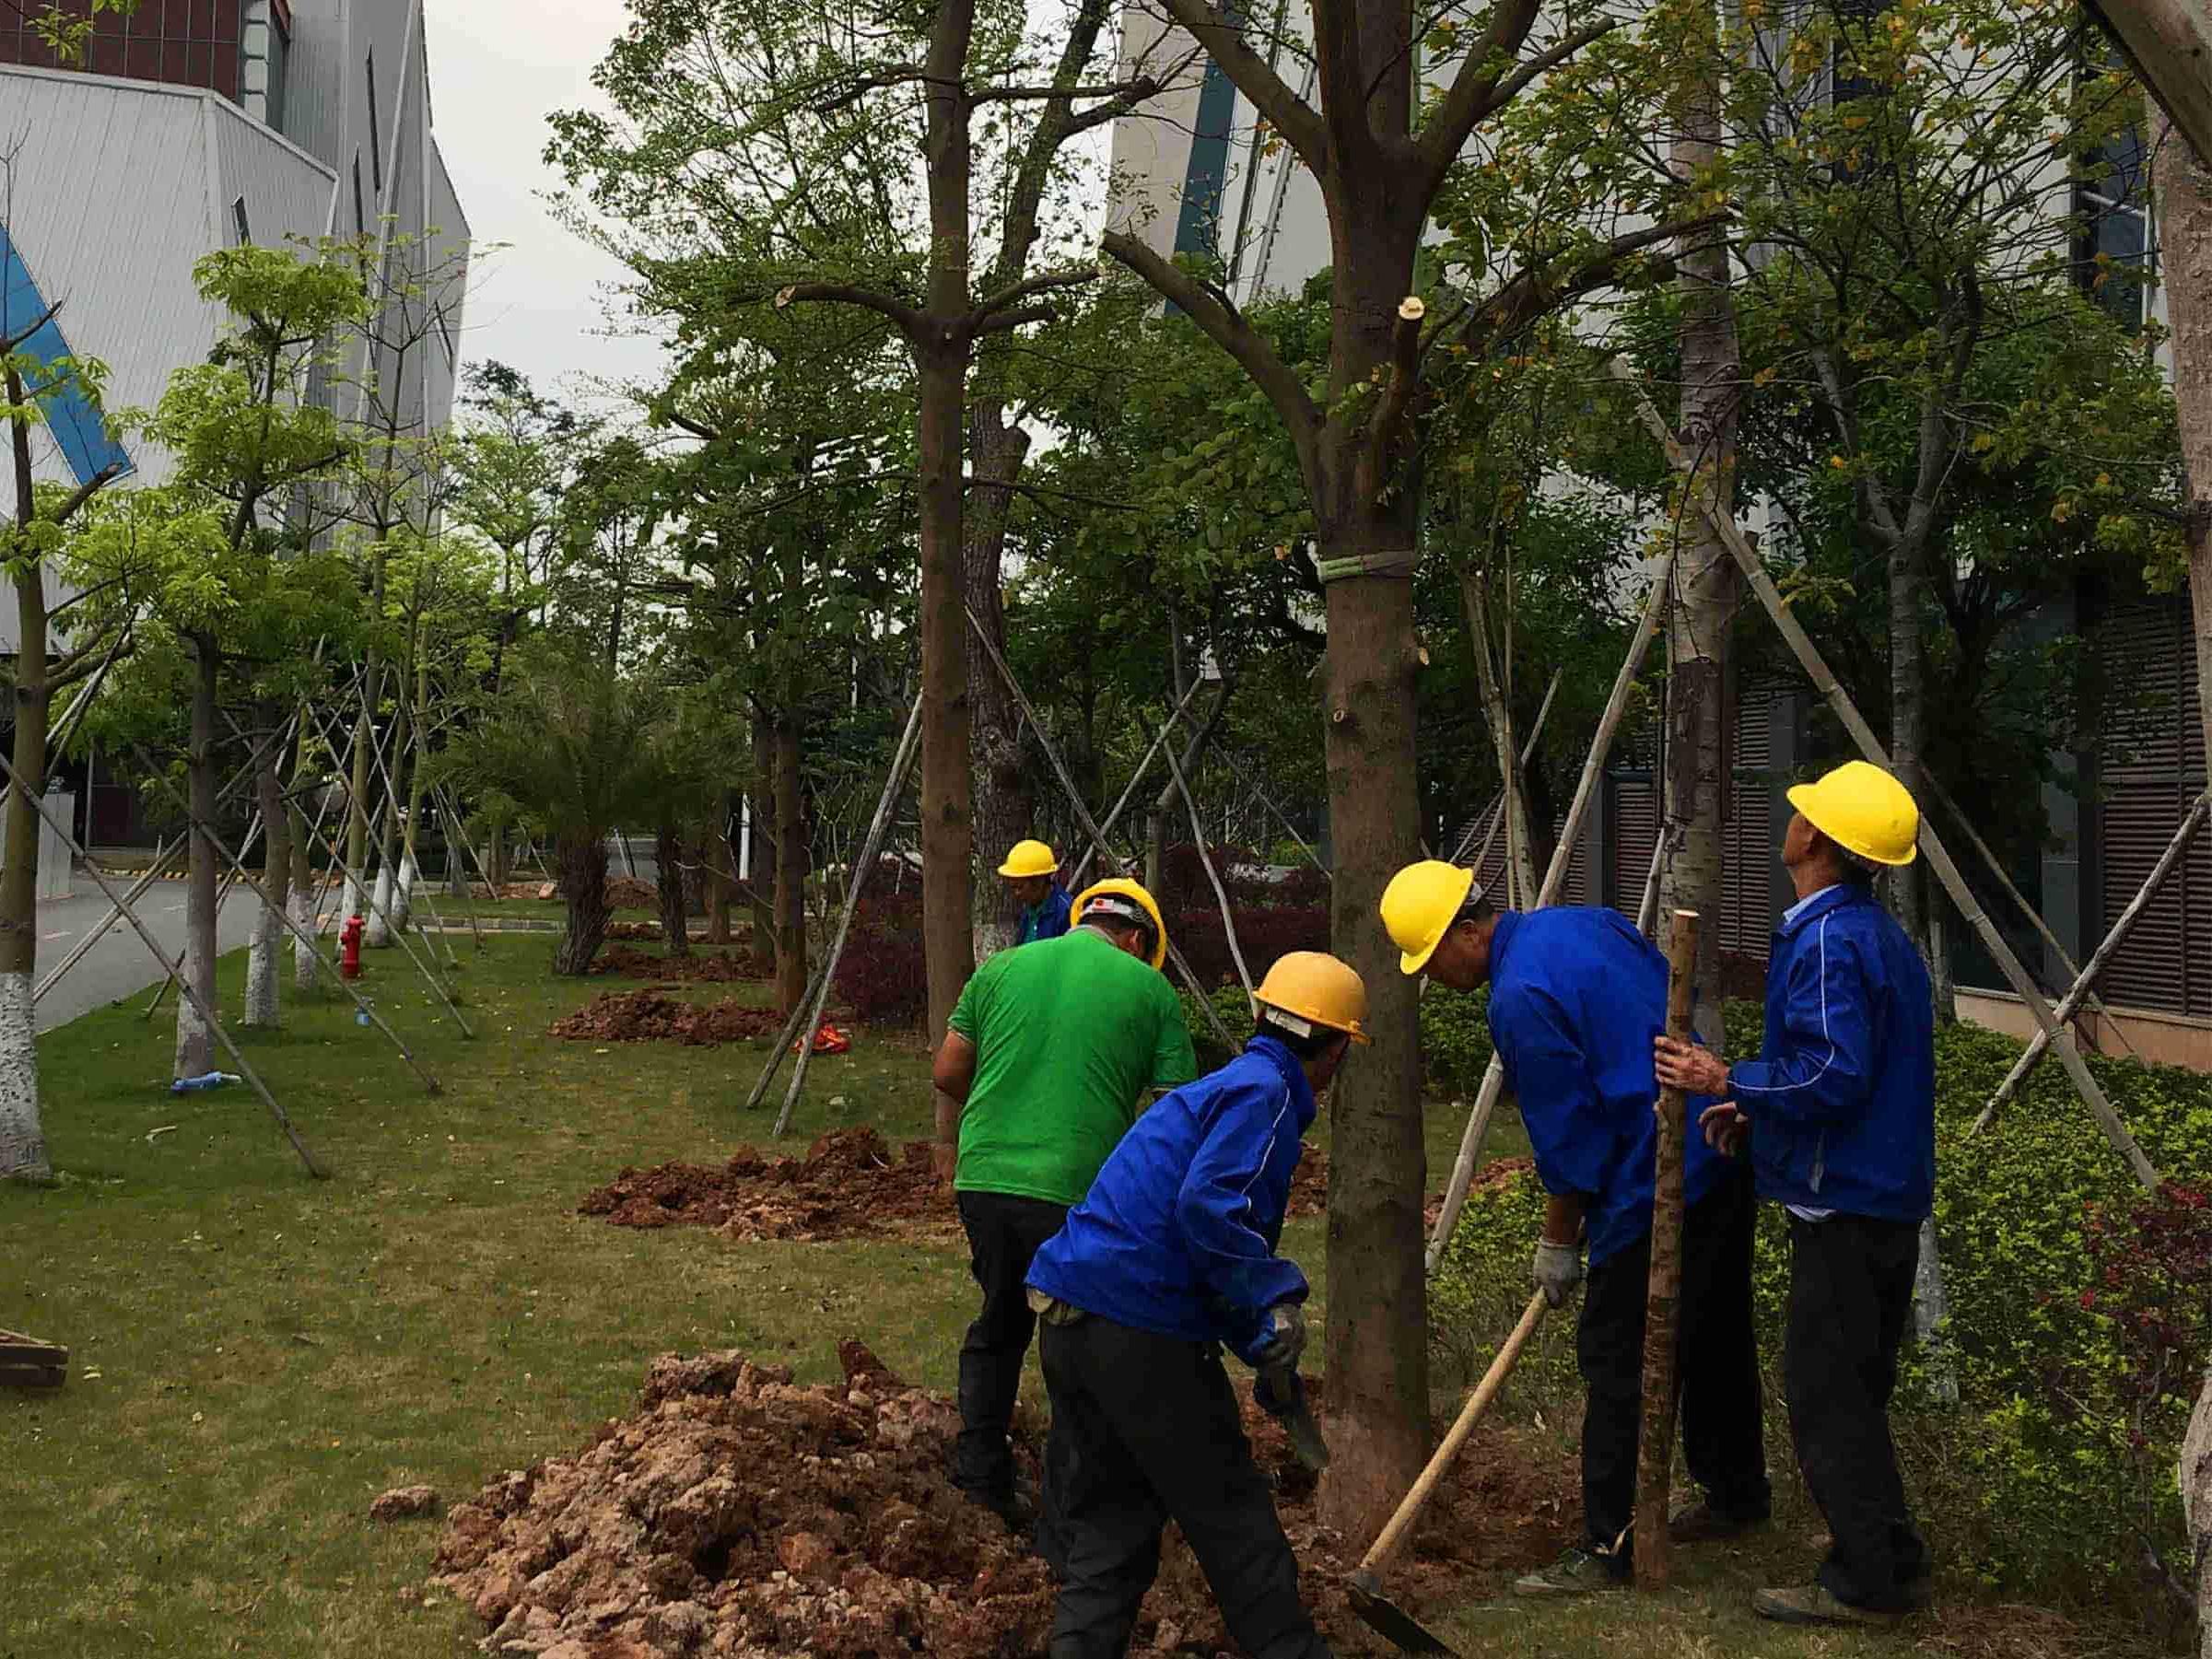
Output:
[1070, 877, 1168, 970]
[998, 839, 1059, 880]
[1786, 760, 1920, 867]
[1253, 951, 1371, 1045]
[1379, 859, 1478, 976]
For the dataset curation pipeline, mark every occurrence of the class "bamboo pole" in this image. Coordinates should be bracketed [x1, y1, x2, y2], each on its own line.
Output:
[770, 695, 925, 1135]
[1612, 356, 2162, 1195]
[967, 608, 1242, 1053]
[1426, 553, 1677, 1272]
[1636, 831, 1670, 940]
[1636, 909, 1701, 1590]
[1449, 667, 1565, 870]
[1463, 571, 1539, 905]
[1067, 677, 1211, 891]
[1974, 791, 2209, 1130]
[1164, 730, 1252, 996]
[0, 750, 326, 1177]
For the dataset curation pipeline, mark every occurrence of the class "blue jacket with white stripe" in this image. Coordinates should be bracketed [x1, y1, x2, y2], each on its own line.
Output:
[1487, 907, 1727, 1266]
[1730, 884, 1936, 1221]
[1026, 1034, 1312, 1366]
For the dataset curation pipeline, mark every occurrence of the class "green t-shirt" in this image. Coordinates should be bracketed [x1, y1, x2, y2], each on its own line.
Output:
[948, 928, 1199, 1207]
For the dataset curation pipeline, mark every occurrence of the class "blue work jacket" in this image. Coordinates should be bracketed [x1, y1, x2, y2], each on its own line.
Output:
[1017, 884, 1072, 946]
[1487, 907, 1726, 1266]
[1730, 885, 1936, 1221]
[1027, 1034, 1313, 1365]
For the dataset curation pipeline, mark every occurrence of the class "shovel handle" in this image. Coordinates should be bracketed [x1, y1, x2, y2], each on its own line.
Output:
[1357, 1289, 1551, 1578]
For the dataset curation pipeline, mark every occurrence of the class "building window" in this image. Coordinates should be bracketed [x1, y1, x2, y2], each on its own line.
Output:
[353, 155, 367, 239]
[232, 196, 251, 247]
[240, 0, 291, 134]
[0, 0, 249, 101]
[367, 49, 382, 195]
[2074, 56, 2149, 333]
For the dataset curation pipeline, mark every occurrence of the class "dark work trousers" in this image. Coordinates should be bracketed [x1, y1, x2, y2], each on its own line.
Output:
[954, 1189, 1070, 1500]
[1577, 1162, 1771, 1567]
[1785, 1213, 1930, 1610]
[1037, 1315, 1331, 1659]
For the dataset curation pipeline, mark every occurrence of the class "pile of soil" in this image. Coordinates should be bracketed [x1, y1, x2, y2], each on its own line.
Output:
[431, 1342, 1571, 1657]
[606, 876, 660, 909]
[580, 1129, 950, 1244]
[593, 946, 768, 985]
[551, 990, 780, 1047]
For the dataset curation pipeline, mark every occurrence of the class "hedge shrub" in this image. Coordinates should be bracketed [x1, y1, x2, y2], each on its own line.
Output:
[1432, 1006, 2212, 1630]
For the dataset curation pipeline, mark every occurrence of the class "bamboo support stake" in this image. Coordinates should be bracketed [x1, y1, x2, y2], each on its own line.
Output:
[0, 751, 327, 1177]
[1450, 668, 1565, 870]
[1636, 909, 1702, 1590]
[1975, 790, 2210, 1130]
[1611, 356, 2162, 1195]
[1426, 554, 1676, 1272]
[1067, 677, 1211, 891]
[1164, 732, 1252, 996]
[1637, 833, 1670, 940]
[771, 695, 926, 1135]
[967, 608, 1242, 1052]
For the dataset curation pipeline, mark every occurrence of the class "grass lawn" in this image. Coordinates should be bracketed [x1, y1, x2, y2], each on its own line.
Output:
[0, 937, 2147, 1658]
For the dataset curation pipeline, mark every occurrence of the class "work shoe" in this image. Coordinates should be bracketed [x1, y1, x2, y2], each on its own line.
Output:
[1668, 1499, 1770, 1544]
[1753, 1584, 1903, 1628]
[1513, 1546, 1627, 1596]
[962, 1486, 1036, 1536]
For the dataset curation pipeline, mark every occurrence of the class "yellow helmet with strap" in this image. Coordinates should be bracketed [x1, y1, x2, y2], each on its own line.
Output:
[1253, 951, 1371, 1045]
[1070, 878, 1168, 970]
[1379, 860, 1479, 976]
[998, 839, 1059, 879]
[1786, 761, 1920, 867]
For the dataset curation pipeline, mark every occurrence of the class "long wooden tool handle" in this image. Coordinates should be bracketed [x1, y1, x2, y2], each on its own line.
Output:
[1634, 908, 1702, 1590]
[1358, 1289, 1550, 1578]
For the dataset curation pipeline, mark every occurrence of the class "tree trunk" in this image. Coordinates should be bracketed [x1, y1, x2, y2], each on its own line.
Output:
[773, 717, 809, 1020]
[487, 829, 510, 891]
[553, 834, 611, 975]
[173, 635, 220, 1080]
[655, 819, 689, 956]
[244, 722, 291, 1029]
[289, 717, 318, 994]
[916, 341, 976, 1035]
[966, 403, 1036, 962]
[1659, 30, 1740, 1053]
[0, 564, 51, 1180]
[392, 648, 431, 935]
[707, 800, 735, 946]
[367, 674, 405, 949]
[2183, 1360, 2212, 1658]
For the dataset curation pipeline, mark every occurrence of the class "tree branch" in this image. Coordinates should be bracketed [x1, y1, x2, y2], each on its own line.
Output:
[1473, 215, 1719, 347]
[1413, 0, 1546, 182]
[1152, 0, 1328, 175]
[776, 282, 926, 341]
[968, 266, 1097, 323]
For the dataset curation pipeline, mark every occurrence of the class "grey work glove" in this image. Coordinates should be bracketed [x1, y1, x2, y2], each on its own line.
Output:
[1251, 1303, 1306, 1372]
[1533, 1239, 1586, 1308]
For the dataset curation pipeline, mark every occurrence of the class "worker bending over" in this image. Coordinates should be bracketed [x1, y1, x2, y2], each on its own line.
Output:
[1024, 952, 1364, 1659]
[932, 878, 1196, 1532]
[1384, 860, 1769, 1594]
[1656, 761, 1936, 1628]
[1000, 839, 1072, 945]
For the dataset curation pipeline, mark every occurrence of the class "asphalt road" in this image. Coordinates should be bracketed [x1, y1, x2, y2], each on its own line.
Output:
[31, 881, 260, 1034]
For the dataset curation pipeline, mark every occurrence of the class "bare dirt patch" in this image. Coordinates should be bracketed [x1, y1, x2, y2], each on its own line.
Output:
[580, 1129, 952, 1244]
[431, 1342, 1572, 1656]
[550, 990, 780, 1047]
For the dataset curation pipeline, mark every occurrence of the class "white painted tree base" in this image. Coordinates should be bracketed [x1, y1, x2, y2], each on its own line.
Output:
[365, 870, 394, 947]
[290, 890, 319, 992]
[0, 972, 48, 1180]
[393, 855, 417, 934]
[244, 899, 281, 1028]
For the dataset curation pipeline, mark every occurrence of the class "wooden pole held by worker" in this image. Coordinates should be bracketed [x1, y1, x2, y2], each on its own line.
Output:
[1636, 907, 1701, 1591]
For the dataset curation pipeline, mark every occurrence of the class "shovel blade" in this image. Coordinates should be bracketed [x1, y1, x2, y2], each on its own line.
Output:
[1347, 1571, 1458, 1657]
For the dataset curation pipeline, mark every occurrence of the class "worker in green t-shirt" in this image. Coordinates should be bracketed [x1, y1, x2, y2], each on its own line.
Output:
[930, 876, 1198, 1533]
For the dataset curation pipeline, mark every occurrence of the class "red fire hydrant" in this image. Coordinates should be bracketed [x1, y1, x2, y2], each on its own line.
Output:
[340, 914, 366, 980]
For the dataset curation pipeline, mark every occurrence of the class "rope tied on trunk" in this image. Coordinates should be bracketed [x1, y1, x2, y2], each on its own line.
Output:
[1312, 547, 1419, 584]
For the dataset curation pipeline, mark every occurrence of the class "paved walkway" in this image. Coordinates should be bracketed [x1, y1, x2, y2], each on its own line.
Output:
[31, 881, 260, 1034]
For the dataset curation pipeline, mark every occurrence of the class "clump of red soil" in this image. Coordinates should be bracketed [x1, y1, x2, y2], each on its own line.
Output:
[605, 875, 660, 909]
[431, 1342, 1573, 1656]
[592, 945, 769, 985]
[550, 990, 780, 1046]
[580, 1129, 954, 1244]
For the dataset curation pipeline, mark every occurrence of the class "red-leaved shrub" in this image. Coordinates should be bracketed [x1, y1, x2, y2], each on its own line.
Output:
[1170, 905, 1331, 990]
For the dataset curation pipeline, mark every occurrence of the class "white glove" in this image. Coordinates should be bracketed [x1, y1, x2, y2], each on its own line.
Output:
[1533, 1239, 1585, 1308]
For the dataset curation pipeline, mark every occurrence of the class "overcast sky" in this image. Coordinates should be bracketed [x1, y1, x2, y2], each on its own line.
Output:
[424, 0, 666, 415]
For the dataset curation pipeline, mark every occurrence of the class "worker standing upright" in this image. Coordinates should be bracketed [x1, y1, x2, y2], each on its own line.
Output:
[1382, 860, 1770, 1594]
[1656, 760, 1937, 1628]
[1000, 839, 1072, 945]
[1025, 952, 1366, 1659]
[931, 878, 1196, 1532]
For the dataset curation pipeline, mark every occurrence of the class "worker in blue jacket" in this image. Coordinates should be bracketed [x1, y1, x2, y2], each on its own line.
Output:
[1382, 860, 1770, 1595]
[1656, 760, 1937, 1629]
[1025, 952, 1366, 1659]
[1000, 839, 1073, 945]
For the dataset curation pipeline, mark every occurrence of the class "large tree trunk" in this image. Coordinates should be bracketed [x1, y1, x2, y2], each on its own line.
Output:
[553, 834, 611, 975]
[367, 669, 405, 949]
[772, 717, 809, 1020]
[173, 636, 220, 1080]
[392, 648, 430, 936]
[966, 403, 1036, 962]
[655, 819, 689, 956]
[1658, 27, 1739, 1054]
[0, 561, 52, 1180]
[2159, 134, 2212, 1659]
[244, 718, 291, 1029]
[707, 799, 736, 946]
[288, 718, 318, 994]
[916, 341, 976, 1035]
[487, 829, 510, 891]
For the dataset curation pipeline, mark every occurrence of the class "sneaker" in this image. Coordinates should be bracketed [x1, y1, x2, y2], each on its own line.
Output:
[1513, 1546, 1628, 1596]
[1668, 1499, 1769, 1544]
[1753, 1584, 1903, 1628]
